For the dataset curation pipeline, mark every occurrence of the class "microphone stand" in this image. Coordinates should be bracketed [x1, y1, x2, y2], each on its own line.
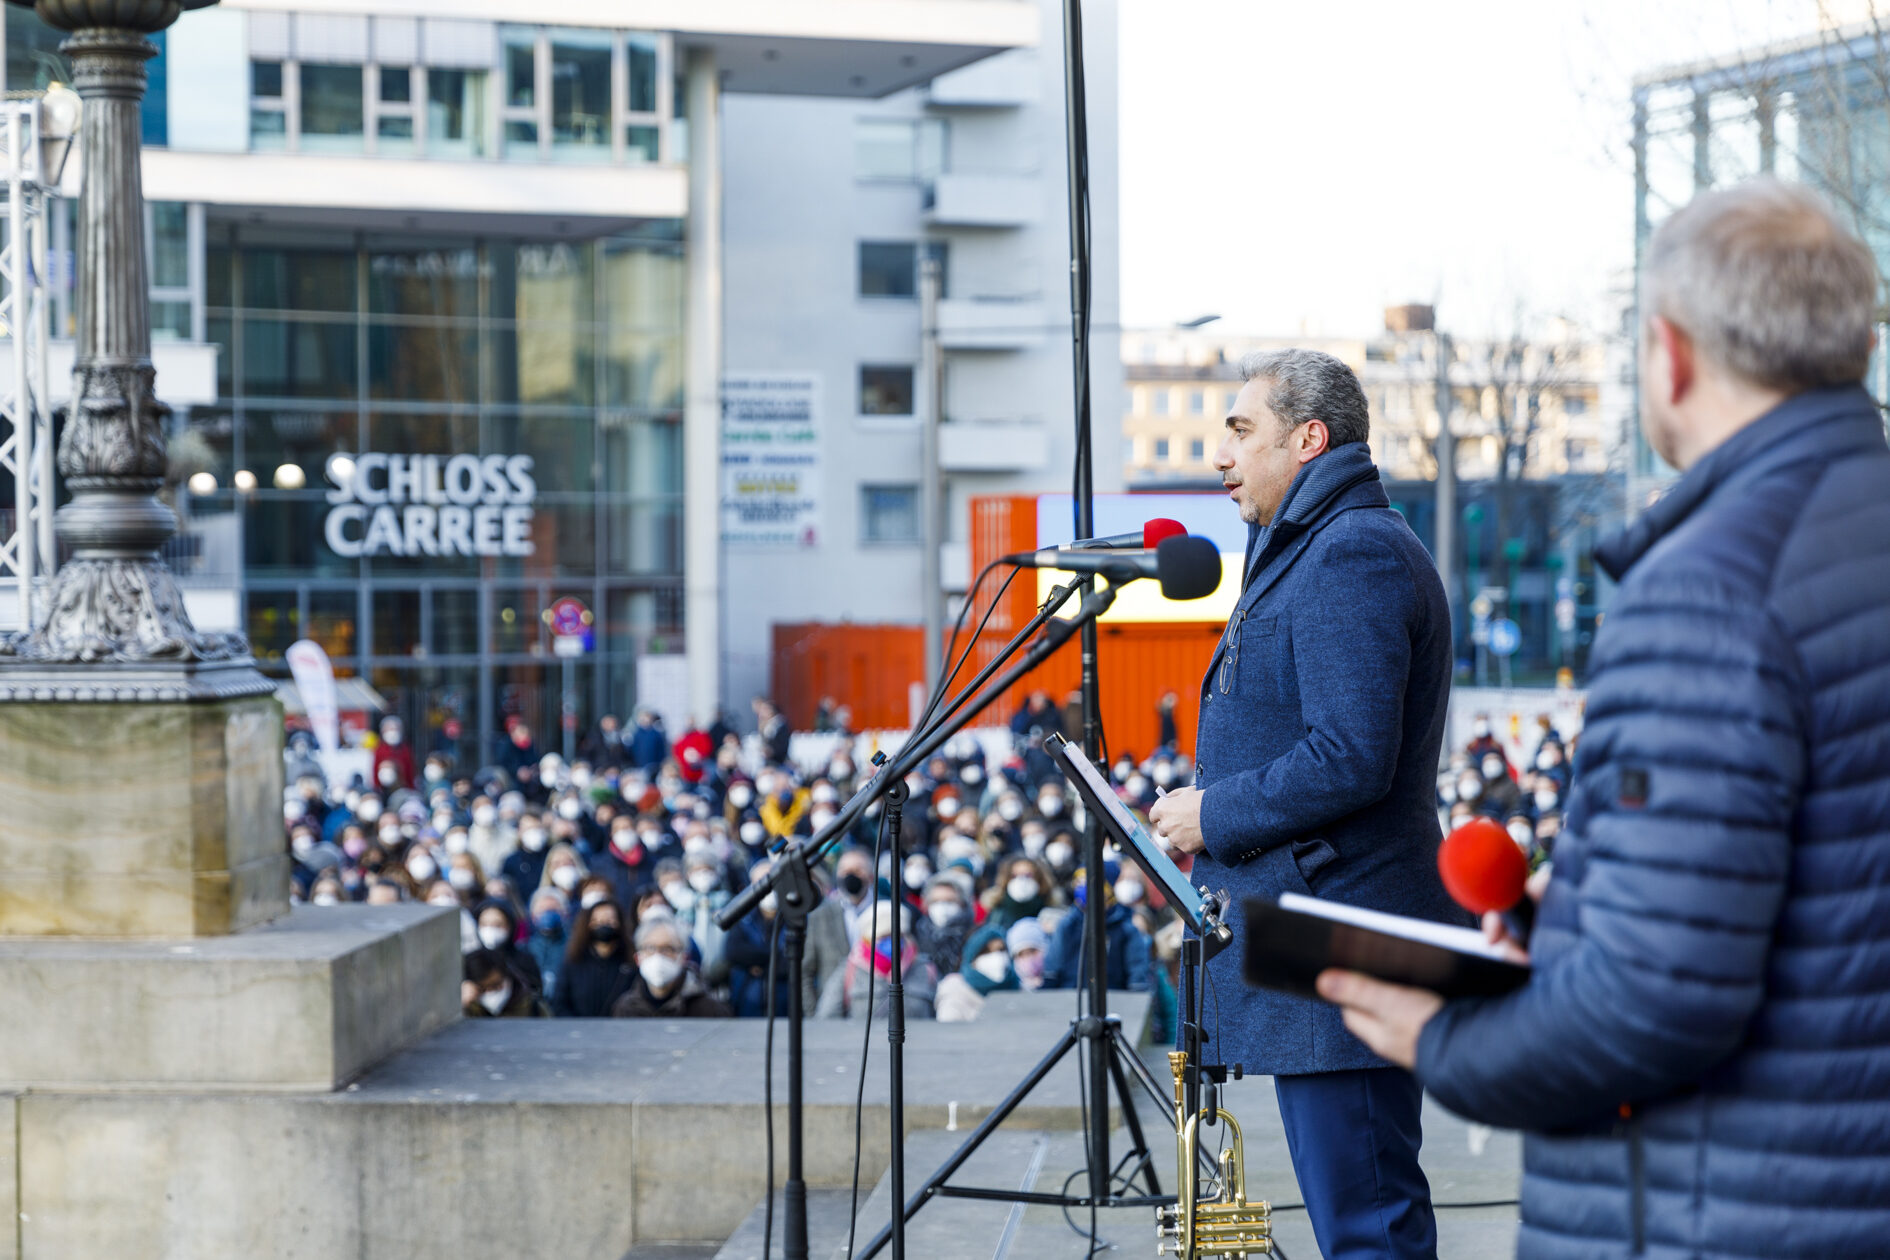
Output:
[717, 580, 1125, 1257]
[876, 774, 911, 1260]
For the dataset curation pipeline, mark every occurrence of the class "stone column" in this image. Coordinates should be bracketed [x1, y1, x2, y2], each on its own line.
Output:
[0, 0, 287, 936]
[683, 46, 722, 725]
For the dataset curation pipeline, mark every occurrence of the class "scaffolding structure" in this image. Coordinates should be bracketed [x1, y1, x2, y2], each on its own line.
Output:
[0, 99, 56, 633]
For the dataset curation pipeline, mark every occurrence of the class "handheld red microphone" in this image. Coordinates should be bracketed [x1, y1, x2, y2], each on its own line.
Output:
[1141, 517, 1187, 548]
[1437, 817, 1535, 944]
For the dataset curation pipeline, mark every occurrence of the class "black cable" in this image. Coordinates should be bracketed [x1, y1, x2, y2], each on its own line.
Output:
[761, 910, 782, 1260]
[920, 558, 1011, 734]
[844, 795, 890, 1260]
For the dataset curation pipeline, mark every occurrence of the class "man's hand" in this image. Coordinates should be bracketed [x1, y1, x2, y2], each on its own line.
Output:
[1148, 787, 1206, 854]
[1314, 970, 1445, 1070]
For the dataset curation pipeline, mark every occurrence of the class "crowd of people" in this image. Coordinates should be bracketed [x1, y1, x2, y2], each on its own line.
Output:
[283, 692, 1193, 1034]
[1435, 712, 1573, 870]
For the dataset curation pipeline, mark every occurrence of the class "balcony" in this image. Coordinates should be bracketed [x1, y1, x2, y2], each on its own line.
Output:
[939, 419, 1048, 472]
[936, 296, 1047, 351]
[924, 172, 1039, 228]
[927, 50, 1040, 107]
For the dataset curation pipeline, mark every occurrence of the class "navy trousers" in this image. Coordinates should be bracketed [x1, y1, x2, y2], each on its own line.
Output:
[1274, 1067, 1437, 1259]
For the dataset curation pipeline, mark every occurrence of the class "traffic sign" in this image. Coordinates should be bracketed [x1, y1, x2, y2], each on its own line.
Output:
[546, 596, 594, 657]
[1488, 618, 1521, 657]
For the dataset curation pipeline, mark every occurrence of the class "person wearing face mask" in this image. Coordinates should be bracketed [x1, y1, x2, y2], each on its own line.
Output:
[443, 852, 485, 904]
[723, 778, 758, 828]
[725, 858, 796, 1018]
[676, 854, 731, 987]
[611, 917, 730, 1018]
[1040, 829, 1080, 886]
[501, 815, 552, 893]
[371, 716, 416, 792]
[1041, 861, 1150, 993]
[1035, 785, 1067, 821]
[759, 773, 811, 843]
[1475, 752, 1522, 819]
[1531, 739, 1570, 793]
[934, 925, 1021, 1023]
[1464, 714, 1503, 763]
[551, 900, 636, 1017]
[1005, 919, 1051, 991]
[595, 812, 666, 911]
[525, 888, 570, 1005]
[800, 847, 873, 1015]
[536, 842, 589, 902]
[983, 856, 1052, 930]
[472, 898, 544, 998]
[816, 901, 937, 1021]
[916, 878, 973, 978]
[462, 949, 549, 1019]
[307, 875, 348, 907]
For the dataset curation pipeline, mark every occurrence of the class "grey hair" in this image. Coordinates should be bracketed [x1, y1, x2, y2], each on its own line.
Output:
[1644, 178, 1878, 391]
[1237, 348, 1371, 448]
[634, 915, 682, 952]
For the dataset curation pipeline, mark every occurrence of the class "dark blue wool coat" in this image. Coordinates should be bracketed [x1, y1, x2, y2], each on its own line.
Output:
[1194, 441, 1467, 1076]
[1418, 387, 1890, 1259]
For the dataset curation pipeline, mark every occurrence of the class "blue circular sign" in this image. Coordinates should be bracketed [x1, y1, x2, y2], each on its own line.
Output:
[1488, 618, 1521, 657]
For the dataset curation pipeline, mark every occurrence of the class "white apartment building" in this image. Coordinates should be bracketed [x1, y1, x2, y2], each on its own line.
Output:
[719, 0, 1124, 710]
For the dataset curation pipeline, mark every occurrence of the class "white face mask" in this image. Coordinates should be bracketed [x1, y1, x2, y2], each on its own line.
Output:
[639, 953, 684, 991]
[1151, 763, 1175, 787]
[926, 902, 960, 928]
[472, 805, 497, 827]
[1536, 752, 1561, 771]
[478, 924, 509, 950]
[384, 729, 403, 746]
[447, 867, 476, 891]
[937, 798, 960, 819]
[571, 768, 592, 789]
[1114, 878, 1145, 906]
[1483, 759, 1507, 780]
[357, 799, 382, 822]
[580, 889, 606, 909]
[521, 827, 548, 852]
[427, 892, 459, 909]
[557, 799, 583, 820]
[998, 799, 1023, 821]
[478, 984, 511, 1015]
[550, 865, 579, 891]
[760, 892, 778, 914]
[1006, 876, 1040, 903]
[1126, 776, 1149, 797]
[1039, 795, 1064, 816]
[407, 854, 437, 882]
[687, 869, 718, 894]
[378, 764, 399, 787]
[961, 765, 983, 785]
[1022, 831, 1046, 857]
[812, 784, 839, 804]
[312, 892, 339, 907]
[1045, 841, 1074, 869]
[1534, 789, 1559, 811]
[729, 785, 754, 809]
[444, 831, 470, 855]
[291, 832, 315, 857]
[662, 882, 693, 910]
[1508, 822, 1534, 846]
[810, 809, 836, 830]
[1457, 776, 1483, 801]
[741, 821, 766, 846]
[971, 952, 1009, 983]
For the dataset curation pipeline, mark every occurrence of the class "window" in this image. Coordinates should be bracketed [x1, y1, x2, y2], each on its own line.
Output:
[1190, 438, 1206, 462]
[298, 64, 365, 153]
[862, 485, 920, 544]
[626, 34, 660, 113]
[854, 118, 948, 182]
[375, 66, 416, 156]
[860, 365, 915, 417]
[1154, 438, 1170, 461]
[427, 69, 488, 159]
[859, 242, 917, 298]
[251, 60, 287, 150]
[1190, 390, 1206, 415]
[551, 34, 613, 159]
[1153, 391, 1171, 416]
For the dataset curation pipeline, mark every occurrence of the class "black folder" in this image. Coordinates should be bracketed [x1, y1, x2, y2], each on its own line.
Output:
[1242, 893, 1531, 1001]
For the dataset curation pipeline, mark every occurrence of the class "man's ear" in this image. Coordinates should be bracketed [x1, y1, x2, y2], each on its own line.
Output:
[1650, 315, 1695, 405]
[1299, 419, 1331, 463]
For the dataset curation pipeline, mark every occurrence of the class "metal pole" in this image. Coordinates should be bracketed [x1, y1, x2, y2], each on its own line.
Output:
[919, 257, 943, 693]
[682, 47, 723, 724]
[783, 917, 809, 1260]
[9, 109, 34, 627]
[1433, 331, 1456, 661]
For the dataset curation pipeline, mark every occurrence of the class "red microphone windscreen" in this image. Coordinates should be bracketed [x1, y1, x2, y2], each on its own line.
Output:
[1142, 518, 1187, 548]
[1437, 817, 1529, 916]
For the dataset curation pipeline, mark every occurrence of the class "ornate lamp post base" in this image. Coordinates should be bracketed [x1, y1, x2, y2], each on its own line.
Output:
[0, 0, 286, 935]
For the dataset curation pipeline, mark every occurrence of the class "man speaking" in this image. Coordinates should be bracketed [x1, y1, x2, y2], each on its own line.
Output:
[1150, 349, 1465, 1258]
[1321, 180, 1890, 1257]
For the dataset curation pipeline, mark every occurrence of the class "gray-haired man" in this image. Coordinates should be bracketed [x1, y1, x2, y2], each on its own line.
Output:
[1324, 179, 1890, 1256]
[1151, 347, 1463, 1258]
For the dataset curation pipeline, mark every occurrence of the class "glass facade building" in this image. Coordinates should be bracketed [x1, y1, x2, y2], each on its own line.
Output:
[180, 223, 686, 762]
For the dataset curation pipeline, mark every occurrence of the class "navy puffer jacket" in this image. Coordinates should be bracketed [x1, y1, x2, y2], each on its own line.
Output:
[1417, 387, 1890, 1259]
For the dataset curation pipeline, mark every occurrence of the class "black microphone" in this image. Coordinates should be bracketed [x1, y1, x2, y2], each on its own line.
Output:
[1001, 534, 1222, 601]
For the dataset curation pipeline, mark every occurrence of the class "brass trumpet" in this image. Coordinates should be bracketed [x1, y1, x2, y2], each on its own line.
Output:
[1155, 1050, 1272, 1257]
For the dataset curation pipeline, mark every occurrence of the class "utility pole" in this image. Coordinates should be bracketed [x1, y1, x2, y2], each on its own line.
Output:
[919, 256, 944, 692]
[1433, 330, 1457, 652]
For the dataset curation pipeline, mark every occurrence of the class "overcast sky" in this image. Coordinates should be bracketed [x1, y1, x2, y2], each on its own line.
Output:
[1116, 0, 1850, 339]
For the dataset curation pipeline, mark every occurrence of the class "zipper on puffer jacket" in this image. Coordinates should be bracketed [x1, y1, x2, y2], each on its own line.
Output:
[1614, 1102, 1645, 1255]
